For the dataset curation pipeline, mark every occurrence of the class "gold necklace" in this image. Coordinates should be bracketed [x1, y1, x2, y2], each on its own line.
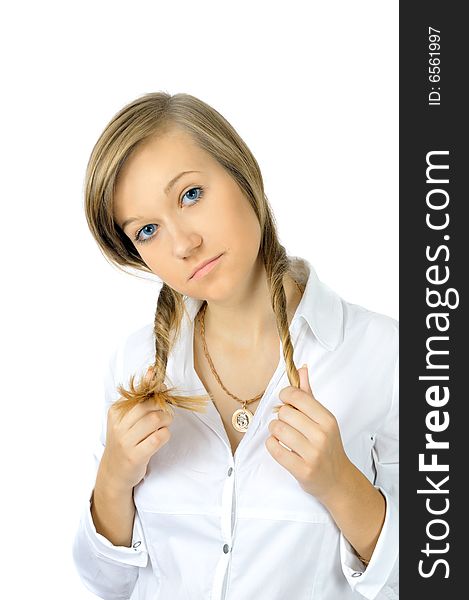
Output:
[197, 301, 261, 433]
[197, 279, 304, 434]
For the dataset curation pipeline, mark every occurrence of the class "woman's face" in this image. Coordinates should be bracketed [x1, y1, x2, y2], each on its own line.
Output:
[113, 126, 262, 301]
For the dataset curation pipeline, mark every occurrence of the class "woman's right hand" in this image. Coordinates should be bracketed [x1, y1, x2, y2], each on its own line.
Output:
[98, 367, 174, 491]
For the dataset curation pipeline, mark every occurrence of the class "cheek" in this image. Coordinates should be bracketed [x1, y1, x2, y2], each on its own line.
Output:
[214, 198, 260, 252]
[133, 244, 178, 286]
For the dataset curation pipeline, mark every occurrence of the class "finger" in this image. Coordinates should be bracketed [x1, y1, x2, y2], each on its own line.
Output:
[298, 363, 313, 396]
[111, 366, 162, 428]
[143, 365, 157, 385]
[278, 384, 332, 427]
[125, 409, 172, 447]
[265, 430, 304, 473]
[268, 417, 313, 462]
[276, 403, 321, 443]
[136, 425, 172, 461]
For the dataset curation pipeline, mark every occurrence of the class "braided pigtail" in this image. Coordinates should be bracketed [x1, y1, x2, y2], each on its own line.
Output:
[261, 221, 305, 415]
[112, 282, 210, 421]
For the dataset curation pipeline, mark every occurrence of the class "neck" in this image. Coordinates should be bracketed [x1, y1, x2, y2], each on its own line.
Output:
[201, 258, 303, 351]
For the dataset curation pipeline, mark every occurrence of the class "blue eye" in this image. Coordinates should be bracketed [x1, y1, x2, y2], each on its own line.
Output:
[133, 185, 205, 245]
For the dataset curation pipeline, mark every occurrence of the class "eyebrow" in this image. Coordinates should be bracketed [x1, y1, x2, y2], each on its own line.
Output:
[119, 170, 201, 231]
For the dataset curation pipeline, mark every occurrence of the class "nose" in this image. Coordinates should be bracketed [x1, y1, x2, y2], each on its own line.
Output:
[169, 225, 203, 259]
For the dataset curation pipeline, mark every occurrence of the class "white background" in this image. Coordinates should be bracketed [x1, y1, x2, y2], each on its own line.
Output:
[0, 1, 398, 597]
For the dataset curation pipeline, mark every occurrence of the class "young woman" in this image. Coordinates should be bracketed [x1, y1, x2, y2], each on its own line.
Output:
[72, 92, 399, 600]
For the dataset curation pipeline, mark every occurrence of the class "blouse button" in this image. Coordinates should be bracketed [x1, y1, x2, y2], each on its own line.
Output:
[352, 572, 362, 578]
[223, 544, 230, 553]
[227, 467, 233, 476]
[133, 541, 141, 549]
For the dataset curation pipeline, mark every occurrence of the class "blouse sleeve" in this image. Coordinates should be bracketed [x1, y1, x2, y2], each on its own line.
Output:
[72, 341, 149, 600]
[340, 351, 399, 600]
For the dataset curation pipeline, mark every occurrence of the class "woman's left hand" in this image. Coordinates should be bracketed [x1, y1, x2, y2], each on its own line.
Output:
[266, 364, 352, 505]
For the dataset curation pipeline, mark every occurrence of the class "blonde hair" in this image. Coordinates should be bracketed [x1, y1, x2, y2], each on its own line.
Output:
[84, 91, 305, 420]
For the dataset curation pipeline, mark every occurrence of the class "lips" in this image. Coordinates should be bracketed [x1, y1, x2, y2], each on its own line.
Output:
[189, 253, 224, 280]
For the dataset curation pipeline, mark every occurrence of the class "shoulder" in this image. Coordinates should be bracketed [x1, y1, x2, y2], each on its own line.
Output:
[122, 321, 155, 351]
[337, 299, 399, 384]
[112, 322, 156, 385]
[342, 299, 398, 349]
[338, 301, 399, 420]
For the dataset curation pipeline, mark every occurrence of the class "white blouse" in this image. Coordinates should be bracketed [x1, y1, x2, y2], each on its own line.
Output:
[72, 256, 399, 600]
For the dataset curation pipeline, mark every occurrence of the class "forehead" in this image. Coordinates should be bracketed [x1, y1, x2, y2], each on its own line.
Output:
[113, 127, 216, 218]
[118, 127, 211, 182]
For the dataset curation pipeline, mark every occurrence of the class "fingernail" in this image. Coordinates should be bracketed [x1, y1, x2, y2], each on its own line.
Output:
[301, 363, 307, 369]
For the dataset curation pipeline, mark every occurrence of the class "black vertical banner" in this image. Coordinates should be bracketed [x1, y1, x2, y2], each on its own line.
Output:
[400, 2, 465, 596]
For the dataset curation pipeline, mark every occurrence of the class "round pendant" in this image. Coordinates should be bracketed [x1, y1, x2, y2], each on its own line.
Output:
[232, 406, 254, 432]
